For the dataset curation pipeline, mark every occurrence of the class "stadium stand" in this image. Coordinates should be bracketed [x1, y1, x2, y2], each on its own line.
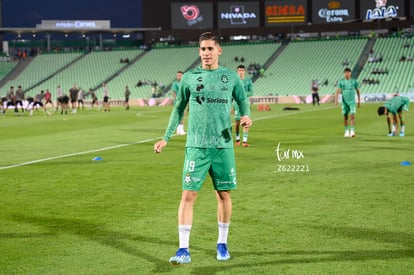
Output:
[108, 42, 280, 100]
[24, 49, 142, 98]
[0, 61, 17, 81]
[218, 42, 282, 77]
[253, 38, 368, 96]
[3, 52, 84, 94]
[358, 36, 414, 94]
[107, 46, 200, 99]
[2, 36, 413, 101]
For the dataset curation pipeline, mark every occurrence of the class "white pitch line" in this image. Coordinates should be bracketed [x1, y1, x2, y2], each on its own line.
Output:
[0, 105, 337, 170]
[0, 137, 163, 171]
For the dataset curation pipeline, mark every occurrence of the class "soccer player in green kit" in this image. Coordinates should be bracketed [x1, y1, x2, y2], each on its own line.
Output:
[335, 68, 361, 137]
[234, 64, 253, 147]
[154, 32, 252, 265]
[377, 95, 410, 137]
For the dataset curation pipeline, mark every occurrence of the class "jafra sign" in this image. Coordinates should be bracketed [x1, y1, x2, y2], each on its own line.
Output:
[180, 5, 204, 26]
[318, 1, 350, 23]
[365, 0, 399, 20]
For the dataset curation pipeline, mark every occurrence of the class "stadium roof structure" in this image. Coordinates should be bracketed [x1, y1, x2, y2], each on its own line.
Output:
[0, 22, 162, 50]
[0, 20, 161, 42]
[0, 27, 162, 35]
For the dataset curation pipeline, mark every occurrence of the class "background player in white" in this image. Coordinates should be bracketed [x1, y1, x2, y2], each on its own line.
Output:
[102, 83, 110, 112]
[2, 86, 15, 115]
[77, 87, 85, 110]
[15, 85, 25, 113]
[154, 32, 252, 265]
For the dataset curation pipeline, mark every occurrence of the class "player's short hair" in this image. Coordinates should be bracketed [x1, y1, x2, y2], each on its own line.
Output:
[199, 32, 221, 46]
[177, 70, 183, 74]
[344, 68, 352, 72]
[237, 65, 246, 70]
[377, 106, 386, 115]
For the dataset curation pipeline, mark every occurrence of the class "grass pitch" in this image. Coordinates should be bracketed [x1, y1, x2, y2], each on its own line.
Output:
[1, 103, 413, 274]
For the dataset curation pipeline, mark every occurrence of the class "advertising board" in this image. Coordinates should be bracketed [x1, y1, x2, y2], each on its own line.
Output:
[217, 2, 260, 28]
[171, 2, 213, 29]
[265, 0, 308, 26]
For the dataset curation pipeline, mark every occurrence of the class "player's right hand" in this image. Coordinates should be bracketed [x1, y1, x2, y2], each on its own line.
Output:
[240, 116, 252, 128]
[154, 140, 167, 153]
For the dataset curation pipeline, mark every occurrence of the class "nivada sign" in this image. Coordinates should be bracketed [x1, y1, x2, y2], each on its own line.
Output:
[360, 0, 405, 20]
[218, 2, 260, 28]
[171, 2, 213, 29]
[313, 0, 355, 24]
[265, 0, 307, 26]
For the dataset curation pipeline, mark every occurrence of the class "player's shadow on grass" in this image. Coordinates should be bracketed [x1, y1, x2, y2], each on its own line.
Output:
[310, 224, 414, 248]
[190, 225, 414, 274]
[5, 213, 179, 273]
[6, 215, 414, 274]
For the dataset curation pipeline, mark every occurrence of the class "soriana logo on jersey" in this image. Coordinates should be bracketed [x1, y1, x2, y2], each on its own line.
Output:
[265, 0, 307, 26]
[171, 3, 213, 29]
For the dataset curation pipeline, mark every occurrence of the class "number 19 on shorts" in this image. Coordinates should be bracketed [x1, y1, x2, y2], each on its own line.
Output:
[185, 160, 196, 172]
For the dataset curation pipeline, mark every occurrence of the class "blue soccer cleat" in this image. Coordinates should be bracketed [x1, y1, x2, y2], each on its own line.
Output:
[387, 132, 396, 137]
[169, 248, 191, 265]
[216, 243, 231, 261]
[399, 131, 405, 137]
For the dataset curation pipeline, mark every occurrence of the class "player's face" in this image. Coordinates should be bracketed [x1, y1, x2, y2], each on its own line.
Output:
[176, 73, 183, 81]
[344, 71, 351, 79]
[199, 40, 222, 70]
[237, 68, 246, 79]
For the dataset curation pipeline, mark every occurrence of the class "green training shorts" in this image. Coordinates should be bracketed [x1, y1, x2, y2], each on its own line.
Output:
[342, 102, 356, 116]
[182, 147, 237, 191]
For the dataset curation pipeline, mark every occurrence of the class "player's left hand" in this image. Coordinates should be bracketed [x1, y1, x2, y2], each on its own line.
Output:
[154, 140, 167, 153]
[240, 116, 252, 128]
